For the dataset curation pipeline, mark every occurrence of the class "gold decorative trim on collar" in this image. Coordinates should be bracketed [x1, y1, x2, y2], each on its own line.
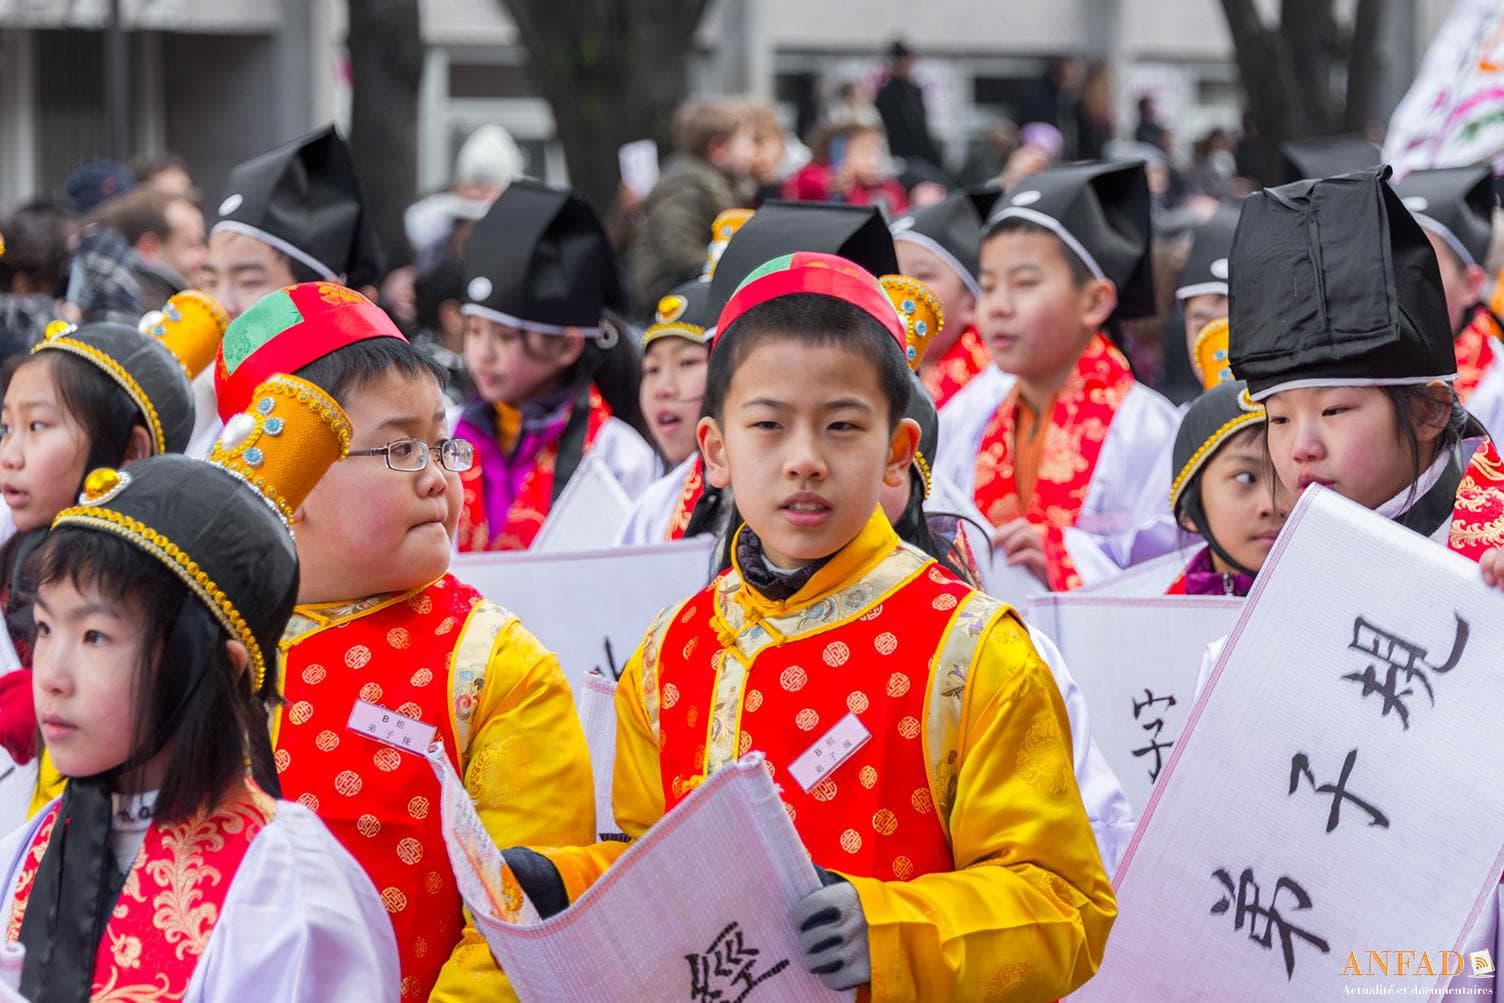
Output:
[53, 507, 267, 690]
[35, 336, 166, 454]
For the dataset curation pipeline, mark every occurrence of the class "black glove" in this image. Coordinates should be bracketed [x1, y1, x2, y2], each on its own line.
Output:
[500, 847, 570, 919]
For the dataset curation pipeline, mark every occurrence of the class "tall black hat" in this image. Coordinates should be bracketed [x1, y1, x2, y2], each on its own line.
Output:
[212, 125, 384, 284]
[1228, 167, 1454, 400]
[890, 189, 1001, 298]
[1390, 165, 1496, 269]
[1280, 135, 1380, 185]
[706, 201, 899, 321]
[462, 179, 626, 338]
[1176, 202, 1243, 302]
[983, 160, 1156, 318]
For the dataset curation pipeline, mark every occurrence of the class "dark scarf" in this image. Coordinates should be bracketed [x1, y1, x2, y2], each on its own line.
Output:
[735, 526, 833, 602]
[18, 777, 118, 1003]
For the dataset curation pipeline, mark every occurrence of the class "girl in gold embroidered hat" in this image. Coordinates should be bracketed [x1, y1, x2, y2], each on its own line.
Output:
[0, 374, 397, 1002]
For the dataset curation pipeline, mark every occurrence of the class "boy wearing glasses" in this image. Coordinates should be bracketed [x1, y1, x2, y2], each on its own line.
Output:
[213, 282, 593, 1002]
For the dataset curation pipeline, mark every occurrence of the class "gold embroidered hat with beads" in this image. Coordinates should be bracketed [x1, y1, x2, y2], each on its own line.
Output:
[1193, 317, 1234, 392]
[32, 319, 197, 454]
[138, 289, 231, 381]
[879, 274, 944, 373]
[878, 275, 945, 498]
[53, 374, 352, 694]
[703, 208, 755, 279]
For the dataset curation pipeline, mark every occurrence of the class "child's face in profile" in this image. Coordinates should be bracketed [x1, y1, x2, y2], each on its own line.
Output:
[699, 335, 913, 570]
[462, 315, 582, 406]
[977, 231, 1104, 384]
[640, 337, 709, 466]
[32, 576, 157, 787]
[1264, 385, 1426, 510]
[1188, 426, 1286, 576]
[0, 358, 92, 533]
[295, 369, 458, 603]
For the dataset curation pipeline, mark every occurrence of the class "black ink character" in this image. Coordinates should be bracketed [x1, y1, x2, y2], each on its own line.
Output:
[1211, 868, 1331, 980]
[1131, 689, 1177, 782]
[1288, 749, 1390, 834]
[686, 922, 791, 1002]
[1343, 613, 1470, 730]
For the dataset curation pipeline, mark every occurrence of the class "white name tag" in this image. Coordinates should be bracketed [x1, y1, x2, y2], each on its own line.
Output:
[787, 712, 871, 793]
[346, 699, 437, 756]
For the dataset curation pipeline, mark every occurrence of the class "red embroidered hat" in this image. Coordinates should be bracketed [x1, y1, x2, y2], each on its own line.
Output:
[714, 251, 907, 357]
[214, 281, 405, 420]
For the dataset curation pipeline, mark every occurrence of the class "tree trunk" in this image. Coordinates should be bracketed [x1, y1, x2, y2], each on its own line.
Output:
[500, 0, 711, 215]
[1342, 0, 1384, 134]
[346, 0, 424, 270]
[1218, 0, 1300, 182]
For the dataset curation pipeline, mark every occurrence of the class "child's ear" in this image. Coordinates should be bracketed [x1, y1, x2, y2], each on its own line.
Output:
[697, 416, 731, 489]
[1412, 383, 1455, 445]
[1080, 278, 1118, 331]
[884, 418, 920, 489]
[559, 329, 588, 368]
[120, 425, 153, 467]
[1466, 263, 1488, 303]
[224, 640, 250, 682]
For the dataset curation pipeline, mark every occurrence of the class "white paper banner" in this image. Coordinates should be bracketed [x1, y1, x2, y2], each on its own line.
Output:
[429, 745, 848, 1002]
[452, 536, 716, 693]
[531, 454, 633, 554]
[1072, 545, 1202, 597]
[1024, 593, 1243, 818]
[1072, 487, 1504, 1000]
[578, 671, 620, 838]
[1384, 0, 1504, 174]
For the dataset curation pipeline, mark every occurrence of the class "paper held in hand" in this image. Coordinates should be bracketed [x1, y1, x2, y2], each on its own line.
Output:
[426, 744, 850, 1002]
[1070, 486, 1504, 1001]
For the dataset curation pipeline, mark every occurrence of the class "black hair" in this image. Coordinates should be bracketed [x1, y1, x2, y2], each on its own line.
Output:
[29, 528, 281, 824]
[983, 217, 1095, 288]
[0, 351, 147, 647]
[702, 293, 912, 429]
[1383, 383, 1470, 498]
[892, 476, 976, 585]
[295, 336, 449, 408]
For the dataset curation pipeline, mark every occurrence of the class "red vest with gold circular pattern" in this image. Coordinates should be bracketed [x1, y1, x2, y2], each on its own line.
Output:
[655, 561, 971, 883]
[275, 577, 477, 1001]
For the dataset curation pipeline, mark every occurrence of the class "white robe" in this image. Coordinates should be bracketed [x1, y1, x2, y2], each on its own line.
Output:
[617, 455, 696, 546]
[1028, 625, 1136, 873]
[936, 364, 1182, 581]
[1467, 346, 1504, 443]
[585, 418, 660, 502]
[0, 800, 399, 1002]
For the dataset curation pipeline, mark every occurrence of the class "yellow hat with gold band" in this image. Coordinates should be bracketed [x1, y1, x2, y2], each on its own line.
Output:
[878, 273, 944, 373]
[1193, 317, 1234, 392]
[139, 290, 231, 381]
[53, 374, 351, 693]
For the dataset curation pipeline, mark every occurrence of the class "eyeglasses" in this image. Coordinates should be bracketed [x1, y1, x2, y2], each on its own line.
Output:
[346, 437, 475, 473]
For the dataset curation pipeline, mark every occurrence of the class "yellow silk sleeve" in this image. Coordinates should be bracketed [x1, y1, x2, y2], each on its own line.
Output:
[431, 609, 596, 1003]
[539, 632, 666, 900]
[846, 612, 1117, 1001]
